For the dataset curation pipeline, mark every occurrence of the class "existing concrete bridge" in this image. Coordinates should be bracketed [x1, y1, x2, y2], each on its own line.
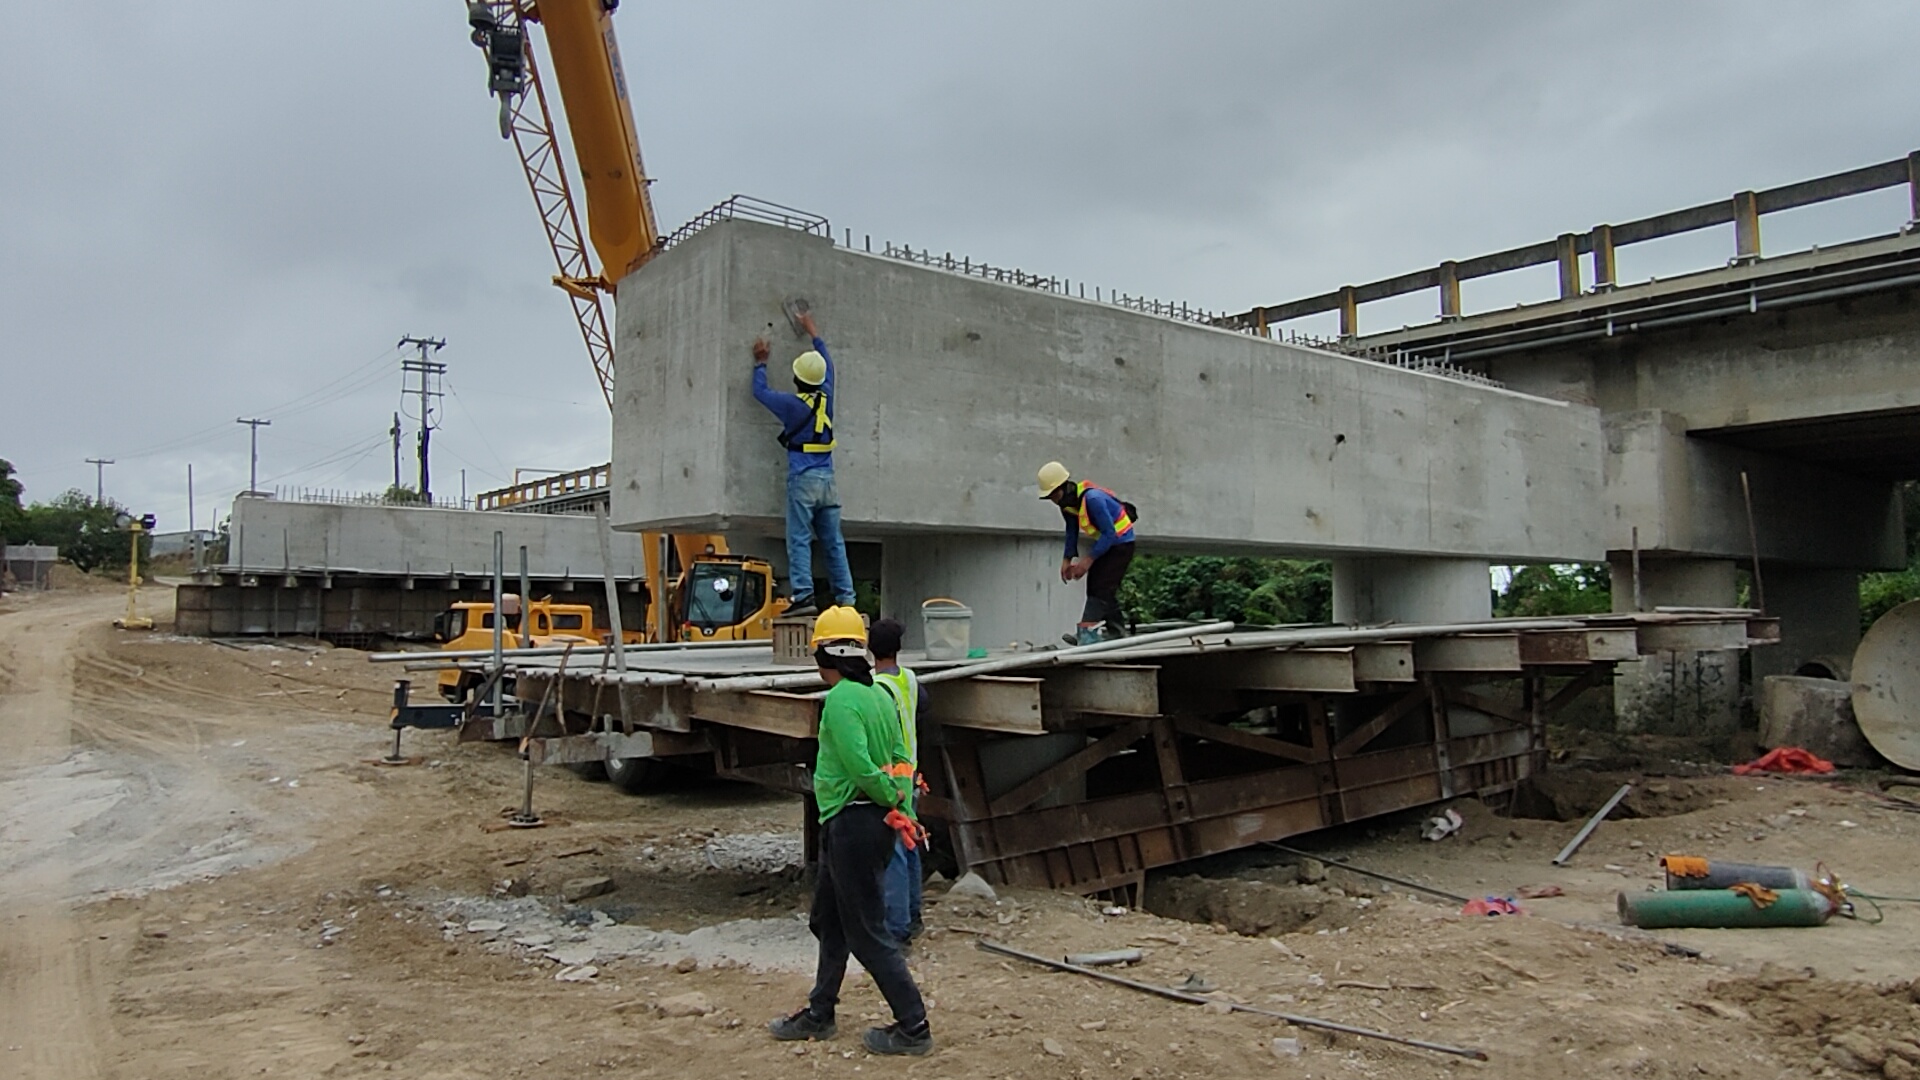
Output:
[1238, 153, 1920, 730]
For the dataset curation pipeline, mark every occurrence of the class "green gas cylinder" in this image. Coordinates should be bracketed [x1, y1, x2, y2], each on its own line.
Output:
[1618, 887, 1835, 929]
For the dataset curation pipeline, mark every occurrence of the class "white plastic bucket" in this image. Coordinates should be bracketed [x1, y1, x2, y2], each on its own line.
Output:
[921, 598, 972, 661]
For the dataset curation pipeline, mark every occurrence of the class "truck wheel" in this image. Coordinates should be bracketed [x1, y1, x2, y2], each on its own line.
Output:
[565, 761, 608, 782]
[606, 756, 669, 794]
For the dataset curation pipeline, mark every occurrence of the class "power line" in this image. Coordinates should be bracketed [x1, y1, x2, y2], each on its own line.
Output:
[444, 379, 513, 476]
[260, 430, 392, 487]
[115, 344, 406, 461]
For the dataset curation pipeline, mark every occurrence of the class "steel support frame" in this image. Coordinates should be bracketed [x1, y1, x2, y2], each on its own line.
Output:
[936, 674, 1538, 894]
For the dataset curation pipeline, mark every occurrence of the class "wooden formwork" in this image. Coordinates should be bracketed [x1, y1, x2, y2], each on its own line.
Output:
[503, 613, 1774, 894]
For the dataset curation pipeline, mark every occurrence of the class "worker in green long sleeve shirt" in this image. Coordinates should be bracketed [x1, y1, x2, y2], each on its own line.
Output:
[769, 606, 931, 1056]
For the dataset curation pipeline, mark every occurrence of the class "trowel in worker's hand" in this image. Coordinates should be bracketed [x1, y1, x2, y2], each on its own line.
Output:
[782, 297, 812, 338]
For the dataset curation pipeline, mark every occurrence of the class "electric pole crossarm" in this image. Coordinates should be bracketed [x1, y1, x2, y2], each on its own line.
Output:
[84, 458, 115, 504]
[397, 337, 447, 504]
[236, 419, 271, 496]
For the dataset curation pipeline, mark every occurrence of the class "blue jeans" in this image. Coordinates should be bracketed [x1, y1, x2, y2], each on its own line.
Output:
[786, 467, 855, 605]
[884, 793, 923, 942]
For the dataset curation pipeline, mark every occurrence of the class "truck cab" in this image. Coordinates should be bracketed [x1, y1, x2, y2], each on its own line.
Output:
[433, 597, 604, 702]
[679, 555, 785, 641]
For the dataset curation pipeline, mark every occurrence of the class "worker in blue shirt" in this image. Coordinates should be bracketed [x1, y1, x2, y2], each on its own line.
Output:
[1037, 461, 1137, 645]
[752, 308, 855, 617]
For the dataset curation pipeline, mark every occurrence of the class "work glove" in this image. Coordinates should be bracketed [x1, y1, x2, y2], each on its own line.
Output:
[885, 808, 929, 851]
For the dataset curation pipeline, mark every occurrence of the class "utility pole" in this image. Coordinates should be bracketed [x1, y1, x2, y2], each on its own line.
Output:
[390, 412, 403, 490]
[187, 463, 196, 533]
[236, 418, 271, 495]
[84, 458, 114, 504]
[398, 336, 447, 503]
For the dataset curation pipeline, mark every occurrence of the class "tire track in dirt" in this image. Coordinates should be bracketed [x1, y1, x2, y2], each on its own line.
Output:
[0, 592, 125, 1077]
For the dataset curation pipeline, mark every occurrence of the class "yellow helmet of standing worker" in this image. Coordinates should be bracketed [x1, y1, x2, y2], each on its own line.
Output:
[792, 350, 828, 386]
[809, 605, 868, 647]
[1037, 460, 1072, 497]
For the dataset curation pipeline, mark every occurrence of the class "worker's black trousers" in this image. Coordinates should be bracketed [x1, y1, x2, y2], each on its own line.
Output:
[1082, 542, 1136, 625]
[806, 803, 928, 1028]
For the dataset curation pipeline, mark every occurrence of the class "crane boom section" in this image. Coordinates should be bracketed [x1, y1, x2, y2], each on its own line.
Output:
[534, 0, 659, 285]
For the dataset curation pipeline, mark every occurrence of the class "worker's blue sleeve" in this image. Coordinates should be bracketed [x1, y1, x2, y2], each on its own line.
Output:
[1085, 490, 1127, 559]
[813, 335, 834, 397]
[1063, 518, 1078, 561]
[752, 365, 810, 429]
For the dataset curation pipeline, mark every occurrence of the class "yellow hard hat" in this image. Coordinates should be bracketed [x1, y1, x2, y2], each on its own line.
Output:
[1037, 460, 1071, 497]
[792, 350, 828, 386]
[809, 605, 868, 648]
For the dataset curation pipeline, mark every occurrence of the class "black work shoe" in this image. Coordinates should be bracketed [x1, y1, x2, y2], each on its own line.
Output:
[863, 1023, 933, 1056]
[906, 918, 925, 941]
[769, 1008, 836, 1041]
[786, 597, 819, 618]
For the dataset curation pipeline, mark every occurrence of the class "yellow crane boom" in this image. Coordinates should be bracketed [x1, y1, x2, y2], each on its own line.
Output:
[462, 3, 783, 640]
[465, 0, 663, 408]
[529, 0, 660, 284]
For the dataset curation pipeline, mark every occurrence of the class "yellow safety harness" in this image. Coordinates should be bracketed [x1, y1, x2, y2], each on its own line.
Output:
[779, 391, 836, 454]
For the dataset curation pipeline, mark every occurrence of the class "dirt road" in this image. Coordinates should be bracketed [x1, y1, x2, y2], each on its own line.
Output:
[0, 590, 116, 1075]
[1, 586, 1915, 1079]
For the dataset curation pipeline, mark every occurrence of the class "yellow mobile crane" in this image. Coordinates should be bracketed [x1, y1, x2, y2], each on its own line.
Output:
[462, 1, 784, 646]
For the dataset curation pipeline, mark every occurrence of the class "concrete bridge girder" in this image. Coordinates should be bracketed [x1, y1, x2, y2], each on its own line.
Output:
[611, 221, 1605, 647]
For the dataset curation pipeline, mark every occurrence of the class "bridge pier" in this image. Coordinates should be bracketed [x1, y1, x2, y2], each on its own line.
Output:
[1332, 557, 1492, 625]
[1608, 557, 1741, 735]
[1751, 567, 1861, 682]
[880, 535, 1082, 651]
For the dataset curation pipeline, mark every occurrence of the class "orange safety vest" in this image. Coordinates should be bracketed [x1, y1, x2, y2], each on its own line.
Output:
[1074, 480, 1134, 539]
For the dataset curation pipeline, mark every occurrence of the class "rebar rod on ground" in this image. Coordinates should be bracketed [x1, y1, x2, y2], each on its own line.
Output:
[976, 939, 1487, 1061]
[1261, 842, 1470, 904]
[1552, 783, 1632, 866]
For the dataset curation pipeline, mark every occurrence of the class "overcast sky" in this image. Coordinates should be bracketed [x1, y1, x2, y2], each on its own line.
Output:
[5, 1, 1917, 532]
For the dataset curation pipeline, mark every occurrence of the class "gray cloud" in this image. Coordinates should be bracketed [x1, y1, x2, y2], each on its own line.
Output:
[4, 1, 1916, 529]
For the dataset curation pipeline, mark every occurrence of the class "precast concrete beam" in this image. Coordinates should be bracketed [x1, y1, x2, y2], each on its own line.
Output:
[223, 497, 652, 580]
[611, 221, 1605, 564]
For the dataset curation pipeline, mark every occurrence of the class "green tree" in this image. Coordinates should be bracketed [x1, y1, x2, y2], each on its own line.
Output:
[1859, 480, 1920, 631]
[0, 458, 24, 543]
[16, 490, 139, 574]
[1118, 555, 1331, 626]
[383, 484, 425, 505]
[1494, 564, 1612, 617]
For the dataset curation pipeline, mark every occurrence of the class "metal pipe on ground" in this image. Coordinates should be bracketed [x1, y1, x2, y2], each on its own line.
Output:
[1551, 783, 1632, 866]
[976, 939, 1488, 1061]
[1261, 842, 1470, 904]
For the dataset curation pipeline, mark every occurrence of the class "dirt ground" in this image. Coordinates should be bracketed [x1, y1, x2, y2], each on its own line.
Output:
[3, 587, 1918, 1079]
